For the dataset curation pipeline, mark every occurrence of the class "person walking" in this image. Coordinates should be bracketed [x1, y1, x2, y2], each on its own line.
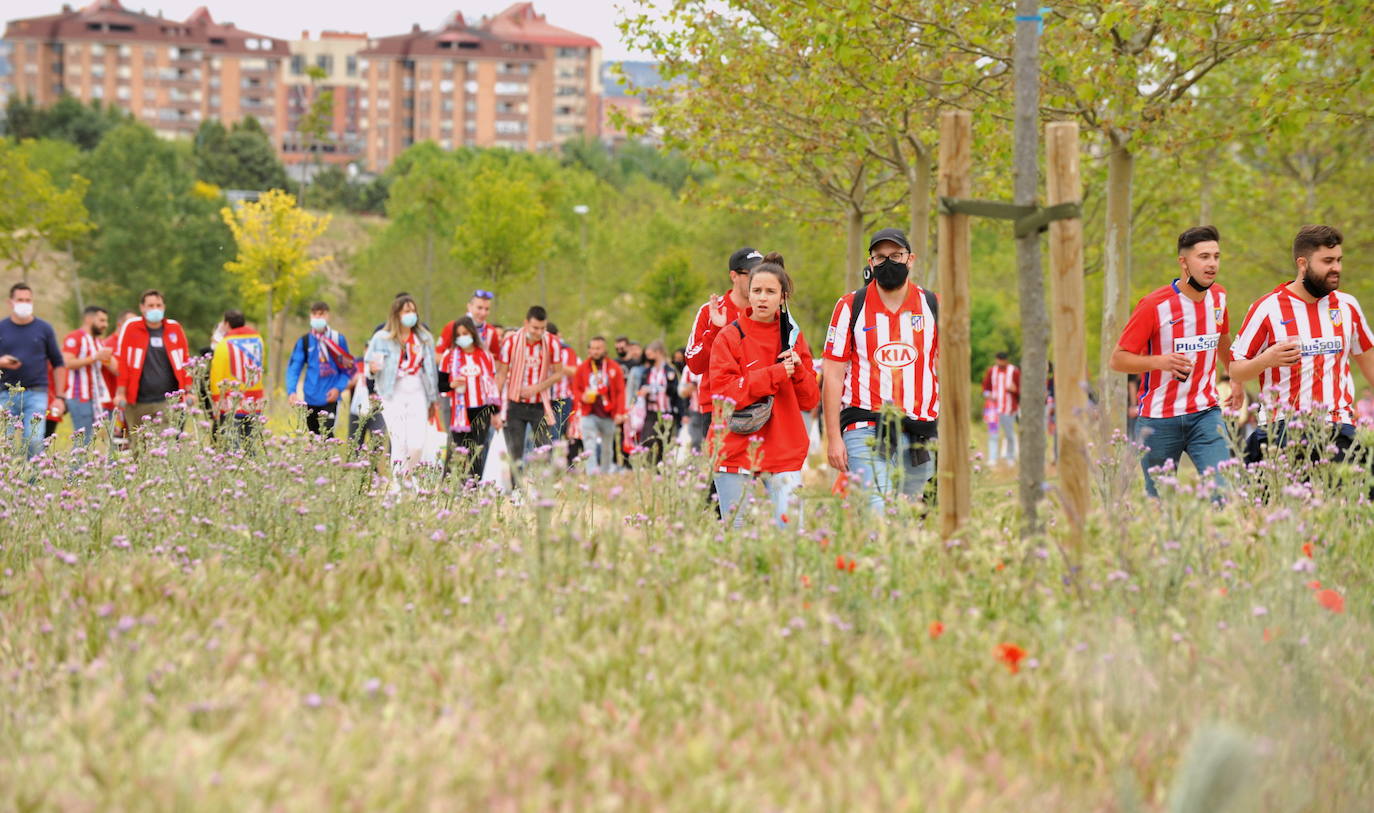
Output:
[571, 336, 627, 474]
[708, 253, 820, 527]
[0, 283, 65, 459]
[112, 290, 194, 449]
[439, 315, 501, 482]
[366, 295, 439, 490]
[636, 340, 679, 464]
[209, 310, 266, 448]
[60, 305, 113, 447]
[981, 352, 1020, 464]
[495, 306, 561, 476]
[822, 229, 940, 511]
[547, 322, 580, 442]
[286, 301, 355, 437]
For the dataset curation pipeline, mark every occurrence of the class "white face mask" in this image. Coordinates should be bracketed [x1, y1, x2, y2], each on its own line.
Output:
[456, 334, 474, 349]
[12, 302, 33, 318]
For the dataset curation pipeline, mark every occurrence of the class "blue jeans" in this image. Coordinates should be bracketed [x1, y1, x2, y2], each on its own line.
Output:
[714, 470, 803, 528]
[1, 387, 49, 459]
[65, 398, 101, 447]
[988, 412, 1017, 461]
[1135, 406, 1231, 498]
[580, 414, 619, 474]
[844, 425, 935, 511]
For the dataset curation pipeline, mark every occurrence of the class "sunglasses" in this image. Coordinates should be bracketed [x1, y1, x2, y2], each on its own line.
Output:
[473, 289, 495, 299]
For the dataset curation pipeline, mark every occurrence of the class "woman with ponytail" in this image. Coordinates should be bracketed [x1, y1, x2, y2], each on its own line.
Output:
[707, 253, 820, 527]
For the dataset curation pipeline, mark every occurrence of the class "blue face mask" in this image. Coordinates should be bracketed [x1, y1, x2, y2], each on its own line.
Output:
[310, 317, 328, 331]
[400, 313, 418, 328]
[144, 308, 164, 323]
[456, 334, 474, 349]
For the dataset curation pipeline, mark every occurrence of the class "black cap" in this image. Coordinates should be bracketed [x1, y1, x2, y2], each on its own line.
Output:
[729, 247, 765, 271]
[996, 351, 1009, 360]
[868, 228, 912, 253]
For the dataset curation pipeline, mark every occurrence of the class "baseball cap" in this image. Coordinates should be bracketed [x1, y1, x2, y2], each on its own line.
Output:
[729, 247, 765, 272]
[868, 228, 912, 253]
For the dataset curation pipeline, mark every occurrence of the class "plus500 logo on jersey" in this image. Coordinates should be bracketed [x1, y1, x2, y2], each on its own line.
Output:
[1300, 336, 1344, 356]
[874, 342, 918, 369]
[1172, 333, 1220, 353]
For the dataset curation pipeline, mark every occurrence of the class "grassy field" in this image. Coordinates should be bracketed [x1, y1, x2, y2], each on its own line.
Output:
[1, 408, 1371, 811]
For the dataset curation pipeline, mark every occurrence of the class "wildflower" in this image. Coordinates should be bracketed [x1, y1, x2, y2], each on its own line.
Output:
[1316, 589, 1345, 613]
[800, 575, 811, 589]
[1308, 580, 1322, 590]
[835, 555, 846, 571]
[831, 473, 848, 496]
[1302, 541, 1314, 558]
[996, 643, 1027, 674]
[1252, 606, 1268, 617]
[928, 621, 944, 640]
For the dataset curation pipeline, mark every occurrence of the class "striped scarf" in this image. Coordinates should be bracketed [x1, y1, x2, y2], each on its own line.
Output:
[447, 348, 499, 432]
[646, 363, 671, 413]
[502, 329, 553, 421]
[313, 329, 353, 375]
[399, 332, 423, 375]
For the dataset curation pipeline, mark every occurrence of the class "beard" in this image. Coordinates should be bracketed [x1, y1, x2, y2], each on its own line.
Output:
[1303, 266, 1339, 297]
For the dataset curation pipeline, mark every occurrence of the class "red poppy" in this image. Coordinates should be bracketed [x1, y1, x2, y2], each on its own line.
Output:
[996, 643, 1027, 674]
[1263, 628, 1276, 643]
[781, 513, 790, 525]
[800, 575, 811, 589]
[835, 555, 846, 571]
[1308, 580, 1322, 590]
[995, 561, 1006, 571]
[1316, 589, 1345, 614]
[1302, 541, 1314, 558]
[929, 621, 944, 640]
[831, 473, 848, 496]
[847, 558, 857, 573]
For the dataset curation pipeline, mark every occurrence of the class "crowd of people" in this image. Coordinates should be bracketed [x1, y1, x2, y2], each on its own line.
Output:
[4, 221, 1374, 523]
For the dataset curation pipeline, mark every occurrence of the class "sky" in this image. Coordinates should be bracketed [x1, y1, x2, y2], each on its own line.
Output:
[4, 0, 657, 61]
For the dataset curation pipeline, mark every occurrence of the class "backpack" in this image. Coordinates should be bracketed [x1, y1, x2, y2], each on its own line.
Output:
[846, 281, 939, 346]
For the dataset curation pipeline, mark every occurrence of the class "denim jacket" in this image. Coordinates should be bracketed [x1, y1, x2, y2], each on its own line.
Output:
[365, 328, 438, 403]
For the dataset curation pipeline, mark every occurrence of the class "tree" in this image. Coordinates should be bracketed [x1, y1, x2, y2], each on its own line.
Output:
[386, 150, 463, 318]
[297, 66, 335, 202]
[451, 163, 550, 285]
[3, 95, 128, 150]
[639, 251, 705, 340]
[221, 189, 332, 383]
[0, 140, 93, 282]
[78, 123, 235, 337]
[193, 118, 290, 191]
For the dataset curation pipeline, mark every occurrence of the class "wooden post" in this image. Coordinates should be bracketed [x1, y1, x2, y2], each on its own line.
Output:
[1046, 121, 1089, 548]
[937, 110, 972, 538]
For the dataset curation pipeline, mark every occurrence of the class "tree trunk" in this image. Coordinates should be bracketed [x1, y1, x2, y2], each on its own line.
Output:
[272, 306, 290, 390]
[1012, 0, 1047, 535]
[910, 146, 933, 288]
[1099, 140, 1134, 437]
[845, 205, 865, 293]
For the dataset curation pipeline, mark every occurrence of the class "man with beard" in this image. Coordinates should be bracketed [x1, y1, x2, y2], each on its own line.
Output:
[1110, 226, 1238, 497]
[822, 228, 940, 511]
[1231, 224, 1374, 466]
[60, 306, 114, 447]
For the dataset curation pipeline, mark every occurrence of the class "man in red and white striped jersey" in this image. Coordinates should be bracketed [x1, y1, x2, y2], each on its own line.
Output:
[685, 247, 764, 418]
[60, 305, 113, 446]
[495, 305, 562, 469]
[1231, 225, 1374, 467]
[546, 323, 580, 442]
[1111, 226, 1237, 497]
[823, 228, 940, 510]
[981, 352, 1020, 463]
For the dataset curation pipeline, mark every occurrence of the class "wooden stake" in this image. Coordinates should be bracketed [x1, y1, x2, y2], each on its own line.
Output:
[1046, 121, 1088, 548]
[937, 110, 972, 538]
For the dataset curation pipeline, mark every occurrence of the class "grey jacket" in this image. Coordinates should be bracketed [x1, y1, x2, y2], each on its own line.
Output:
[365, 328, 438, 403]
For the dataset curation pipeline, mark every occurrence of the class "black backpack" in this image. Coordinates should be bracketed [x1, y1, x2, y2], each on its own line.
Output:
[846, 280, 939, 345]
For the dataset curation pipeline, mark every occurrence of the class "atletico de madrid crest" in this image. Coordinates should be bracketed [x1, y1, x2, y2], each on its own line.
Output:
[1329, 307, 1342, 326]
[1213, 307, 1223, 324]
[911, 314, 924, 332]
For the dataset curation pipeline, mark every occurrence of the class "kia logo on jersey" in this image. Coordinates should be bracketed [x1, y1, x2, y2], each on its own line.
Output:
[874, 341, 918, 369]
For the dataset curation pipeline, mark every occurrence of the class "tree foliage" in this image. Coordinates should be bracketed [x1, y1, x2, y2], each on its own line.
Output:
[0, 139, 93, 281]
[3, 95, 130, 150]
[193, 118, 290, 192]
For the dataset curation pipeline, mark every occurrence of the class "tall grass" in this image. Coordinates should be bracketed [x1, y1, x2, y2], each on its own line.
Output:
[1, 398, 1370, 810]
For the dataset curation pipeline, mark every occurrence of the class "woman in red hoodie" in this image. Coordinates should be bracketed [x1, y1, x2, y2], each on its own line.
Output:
[708, 253, 820, 527]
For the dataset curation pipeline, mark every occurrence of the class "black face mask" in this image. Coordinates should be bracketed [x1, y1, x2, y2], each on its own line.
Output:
[1302, 268, 1333, 299]
[1184, 274, 1212, 292]
[872, 258, 910, 290]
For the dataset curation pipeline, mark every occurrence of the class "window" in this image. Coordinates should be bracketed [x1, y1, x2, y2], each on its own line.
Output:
[91, 64, 106, 78]
[464, 99, 475, 113]
[439, 79, 454, 93]
[346, 56, 357, 77]
[209, 38, 226, 46]
[315, 54, 333, 74]
[464, 119, 475, 131]
[494, 82, 526, 95]
[441, 98, 454, 112]
[117, 65, 131, 79]
[495, 120, 525, 134]
[418, 79, 431, 91]
[91, 44, 105, 57]
[91, 84, 104, 99]
[557, 47, 584, 58]
[68, 63, 83, 76]
[119, 44, 132, 57]
[116, 85, 131, 100]
[463, 79, 478, 94]
[291, 55, 304, 75]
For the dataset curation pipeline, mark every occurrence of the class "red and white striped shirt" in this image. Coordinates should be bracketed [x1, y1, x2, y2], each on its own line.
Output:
[498, 330, 557, 404]
[550, 343, 578, 400]
[61, 329, 108, 404]
[982, 363, 1020, 415]
[1233, 283, 1374, 424]
[823, 283, 940, 424]
[444, 347, 498, 410]
[1118, 281, 1229, 419]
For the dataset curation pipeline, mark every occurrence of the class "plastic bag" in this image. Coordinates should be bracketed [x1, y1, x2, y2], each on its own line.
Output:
[481, 428, 512, 492]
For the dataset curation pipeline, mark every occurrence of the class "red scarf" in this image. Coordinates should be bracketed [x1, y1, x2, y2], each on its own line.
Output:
[399, 332, 423, 375]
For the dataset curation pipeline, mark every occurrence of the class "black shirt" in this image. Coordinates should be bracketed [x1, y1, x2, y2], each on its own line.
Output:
[137, 326, 178, 403]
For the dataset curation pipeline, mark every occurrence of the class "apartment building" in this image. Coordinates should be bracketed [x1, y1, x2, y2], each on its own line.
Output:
[5, 2, 602, 170]
[281, 30, 367, 166]
[356, 4, 601, 169]
[3, 0, 288, 140]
